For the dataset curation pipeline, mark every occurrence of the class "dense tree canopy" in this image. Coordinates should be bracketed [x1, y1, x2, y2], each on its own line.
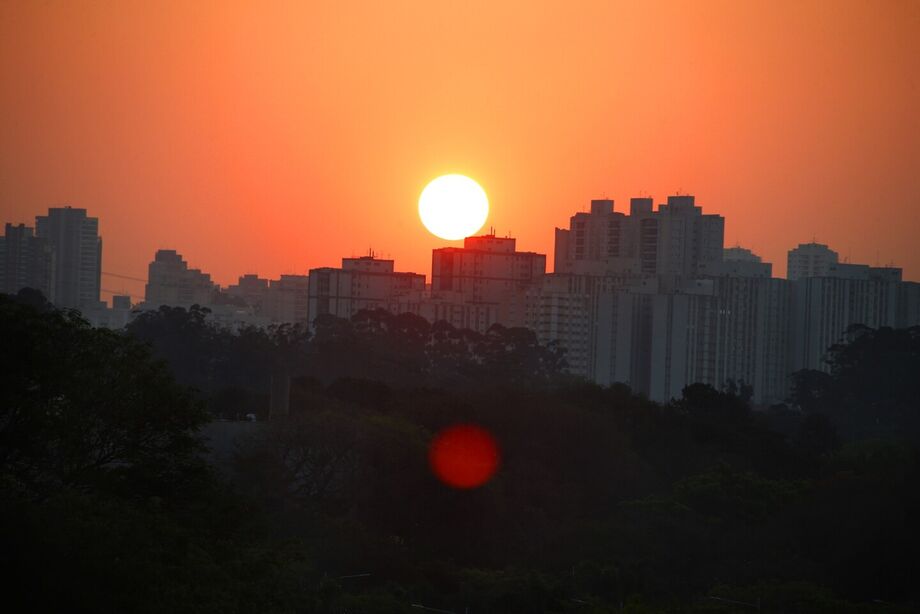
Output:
[790, 325, 920, 442]
[2, 295, 918, 612]
[0, 293, 209, 499]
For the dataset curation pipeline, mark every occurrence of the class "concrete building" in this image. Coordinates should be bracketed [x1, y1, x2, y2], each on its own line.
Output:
[0, 223, 55, 300]
[264, 274, 310, 323]
[588, 273, 790, 405]
[222, 273, 311, 324]
[89, 294, 135, 329]
[554, 195, 724, 280]
[700, 247, 773, 278]
[35, 207, 102, 310]
[550, 199, 802, 404]
[422, 301, 502, 333]
[896, 282, 920, 329]
[787, 242, 838, 280]
[307, 255, 425, 323]
[429, 234, 546, 330]
[590, 277, 658, 390]
[789, 264, 904, 372]
[586, 271, 793, 405]
[711, 275, 792, 403]
[226, 274, 269, 312]
[549, 197, 920, 403]
[655, 195, 725, 279]
[646, 281, 720, 402]
[524, 274, 604, 378]
[144, 249, 215, 308]
[553, 199, 639, 277]
[590, 278, 719, 402]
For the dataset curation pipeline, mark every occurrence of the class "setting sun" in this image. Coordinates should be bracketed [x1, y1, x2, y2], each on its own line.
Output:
[418, 174, 489, 241]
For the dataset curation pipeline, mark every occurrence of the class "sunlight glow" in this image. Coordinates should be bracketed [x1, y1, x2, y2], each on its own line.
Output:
[418, 174, 489, 241]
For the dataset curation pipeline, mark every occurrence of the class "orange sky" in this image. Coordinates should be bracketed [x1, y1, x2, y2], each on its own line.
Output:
[2, 1, 919, 302]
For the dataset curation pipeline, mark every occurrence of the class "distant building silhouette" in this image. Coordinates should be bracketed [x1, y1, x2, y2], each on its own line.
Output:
[112, 294, 132, 310]
[223, 272, 310, 323]
[789, 259, 907, 373]
[787, 242, 838, 280]
[226, 274, 269, 312]
[35, 207, 102, 310]
[307, 255, 425, 322]
[427, 234, 546, 331]
[0, 223, 55, 300]
[144, 249, 215, 308]
[537, 196, 920, 404]
[92, 294, 134, 329]
[264, 275, 310, 323]
[554, 196, 724, 279]
[701, 246, 772, 278]
[524, 273, 614, 378]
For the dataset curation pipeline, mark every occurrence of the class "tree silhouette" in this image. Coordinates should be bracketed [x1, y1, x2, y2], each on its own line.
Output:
[0, 293, 209, 499]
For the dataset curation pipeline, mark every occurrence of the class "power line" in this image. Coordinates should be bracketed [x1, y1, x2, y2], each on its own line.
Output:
[102, 271, 147, 283]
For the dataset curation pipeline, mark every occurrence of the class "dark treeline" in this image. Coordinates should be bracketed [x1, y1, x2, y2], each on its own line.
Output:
[125, 304, 567, 418]
[2, 289, 919, 613]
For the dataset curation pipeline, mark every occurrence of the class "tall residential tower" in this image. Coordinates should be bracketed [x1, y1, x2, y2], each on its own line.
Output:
[35, 207, 102, 310]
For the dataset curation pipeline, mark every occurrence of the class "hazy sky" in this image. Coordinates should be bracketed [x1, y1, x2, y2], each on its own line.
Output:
[2, 0, 918, 301]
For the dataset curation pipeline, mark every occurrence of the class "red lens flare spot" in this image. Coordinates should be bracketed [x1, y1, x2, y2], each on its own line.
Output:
[429, 424, 500, 489]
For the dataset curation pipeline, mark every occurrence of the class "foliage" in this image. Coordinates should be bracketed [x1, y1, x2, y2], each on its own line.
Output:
[790, 325, 920, 442]
[3, 296, 918, 612]
[0, 292, 209, 499]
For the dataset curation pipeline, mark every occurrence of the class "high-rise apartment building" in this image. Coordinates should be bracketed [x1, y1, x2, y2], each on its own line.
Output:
[789, 265, 904, 372]
[429, 234, 546, 330]
[700, 247, 773, 278]
[144, 249, 215, 308]
[711, 274, 792, 403]
[264, 275, 310, 323]
[35, 207, 102, 310]
[554, 195, 724, 280]
[554, 199, 634, 276]
[539, 196, 920, 403]
[787, 242, 839, 280]
[221, 273, 311, 323]
[590, 278, 719, 402]
[307, 255, 425, 323]
[590, 282, 656, 391]
[0, 223, 55, 300]
[896, 282, 920, 329]
[225, 274, 270, 312]
[524, 274, 608, 378]
[655, 195, 725, 279]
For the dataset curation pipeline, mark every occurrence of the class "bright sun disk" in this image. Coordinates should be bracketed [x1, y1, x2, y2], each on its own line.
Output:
[418, 174, 489, 240]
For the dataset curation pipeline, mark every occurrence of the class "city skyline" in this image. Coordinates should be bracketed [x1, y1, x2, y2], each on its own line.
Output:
[4, 193, 918, 307]
[2, 1, 919, 291]
[4, 186, 919, 300]
[6, 196, 917, 406]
